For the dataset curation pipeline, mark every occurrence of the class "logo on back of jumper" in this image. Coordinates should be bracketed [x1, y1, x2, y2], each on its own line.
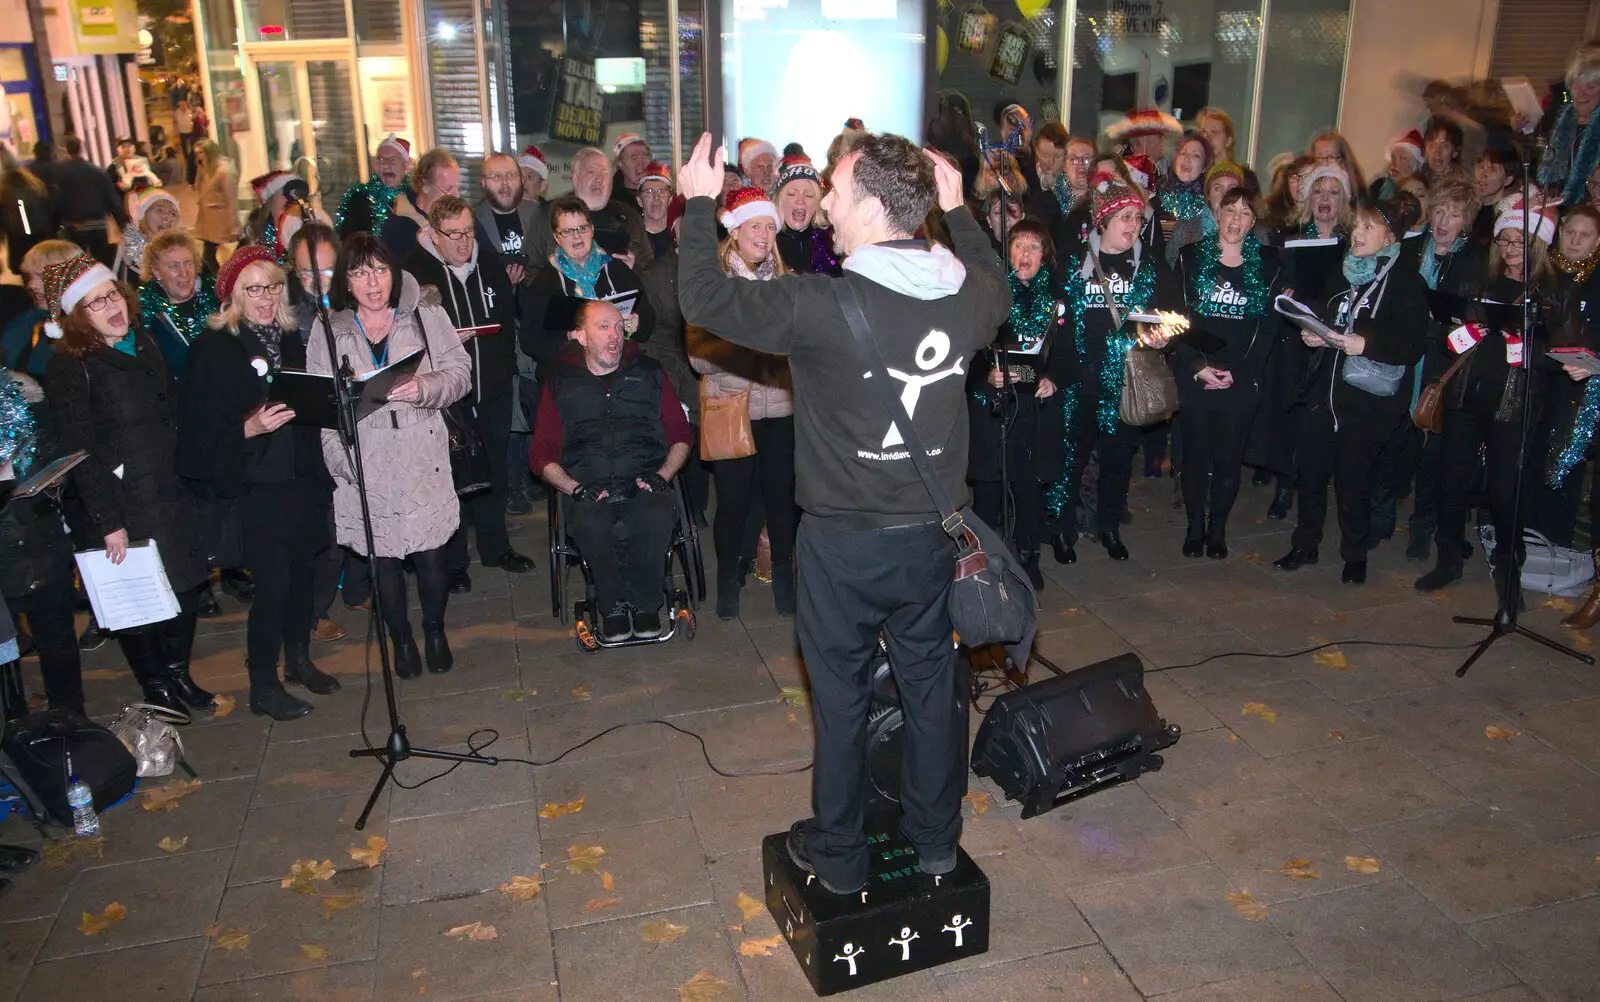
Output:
[857, 329, 963, 461]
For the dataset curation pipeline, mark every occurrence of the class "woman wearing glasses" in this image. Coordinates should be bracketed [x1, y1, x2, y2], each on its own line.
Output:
[43, 252, 213, 718]
[527, 196, 657, 368]
[178, 245, 340, 719]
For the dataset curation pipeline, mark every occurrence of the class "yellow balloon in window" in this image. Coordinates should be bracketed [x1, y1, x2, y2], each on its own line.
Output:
[937, 25, 949, 73]
[1014, 0, 1050, 18]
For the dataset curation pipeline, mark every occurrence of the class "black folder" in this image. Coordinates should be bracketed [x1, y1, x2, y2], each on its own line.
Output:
[269, 348, 424, 429]
[1424, 290, 1521, 333]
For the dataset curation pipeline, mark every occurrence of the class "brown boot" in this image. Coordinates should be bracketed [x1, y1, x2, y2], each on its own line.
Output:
[1561, 550, 1600, 630]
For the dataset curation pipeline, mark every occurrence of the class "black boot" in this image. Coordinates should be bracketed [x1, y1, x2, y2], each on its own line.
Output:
[161, 609, 214, 710]
[1182, 520, 1204, 558]
[1049, 532, 1077, 565]
[1414, 555, 1462, 592]
[1405, 524, 1433, 562]
[250, 681, 312, 720]
[1205, 518, 1228, 560]
[117, 631, 189, 722]
[716, 569, 741, 621]
[422, 622, 453, 674]
[772, 562, 796, 617]
[391, 628, 423, 679]
[1273, 546, 1319, 571]
[283, 641, 341, 694]
[1021, 549, 1045, 590]
[1099, 530, 1129, 561]
[1267, 485, 1293, 521]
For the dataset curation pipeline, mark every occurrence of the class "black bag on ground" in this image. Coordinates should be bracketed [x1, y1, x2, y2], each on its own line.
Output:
[0, 710, 138, 828]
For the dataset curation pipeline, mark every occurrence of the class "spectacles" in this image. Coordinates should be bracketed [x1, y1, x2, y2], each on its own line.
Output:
[348, 265, 391, 280]
[556, 224, 594, 239]
[483, 172, 519, 184]
[1316, 153, 1344, 164]
[638, 187, 671, 199]
[297, 267, 335, 283]
[83, 291, 119, 313]
[435, 226, 476, 242]
[244, 282, 286, 298]
[1494, 232, 1523, 245]
[1067, 155, 1094, 166]
[375, 154, 405, 167]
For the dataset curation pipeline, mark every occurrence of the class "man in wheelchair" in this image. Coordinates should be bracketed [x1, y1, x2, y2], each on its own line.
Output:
[531, 299, 693, 641]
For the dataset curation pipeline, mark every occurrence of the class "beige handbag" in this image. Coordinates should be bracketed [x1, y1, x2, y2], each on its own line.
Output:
[1088, 252, 1178, 427]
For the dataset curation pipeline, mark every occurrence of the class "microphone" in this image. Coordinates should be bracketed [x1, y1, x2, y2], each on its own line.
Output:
[281, 176, 312, 206]
[975, 122, 988, 147]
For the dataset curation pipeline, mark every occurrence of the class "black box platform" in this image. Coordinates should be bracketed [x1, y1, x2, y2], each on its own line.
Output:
[760, 819, 989, 995]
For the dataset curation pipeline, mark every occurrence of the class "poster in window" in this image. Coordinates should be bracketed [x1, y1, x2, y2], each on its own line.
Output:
[550, 57, 603, 147]
[957, 3, 994, 52]
[988, 21, 1029, 85]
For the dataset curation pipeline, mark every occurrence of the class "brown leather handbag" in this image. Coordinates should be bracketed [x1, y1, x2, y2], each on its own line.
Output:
[1412, 350, 1473, 433]
[698, 383, 756, 461]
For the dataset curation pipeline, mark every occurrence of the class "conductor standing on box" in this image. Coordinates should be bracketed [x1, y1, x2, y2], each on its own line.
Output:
[677, 133, 1011, 894]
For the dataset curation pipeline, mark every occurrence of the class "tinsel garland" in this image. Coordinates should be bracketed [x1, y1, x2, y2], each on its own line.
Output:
[1044, 383, 1078, 521]
[1191, 233, 1268, 317]
[1554, 246, 1600, 284]
[1549, 376, 1600, 487]
[1064, 256, 1158, 434]
[1160, 185, 1208, 223]
[259, 218, 280, 262]
[1007, 266, 1055, 353]
[1301, 220, 1344, 239]
[0, 370, 36, 478]
[140, 278, 219, 349]
[1052, 175, 1078, 215]
[335, 176, 406, 232]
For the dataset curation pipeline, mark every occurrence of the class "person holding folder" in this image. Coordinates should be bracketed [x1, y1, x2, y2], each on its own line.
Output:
[41, 252, 213, 718]
[177, 245, 341, 720]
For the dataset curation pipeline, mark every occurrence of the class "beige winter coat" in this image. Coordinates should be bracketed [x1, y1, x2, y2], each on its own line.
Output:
[308, 272, 471, 558]
[193, 159, 240, 245]
[686, 324, 793, 420]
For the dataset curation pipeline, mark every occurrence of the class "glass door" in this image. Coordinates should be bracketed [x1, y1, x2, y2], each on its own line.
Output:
[244, 47, 365, 212]
[255, 60, 307, 173]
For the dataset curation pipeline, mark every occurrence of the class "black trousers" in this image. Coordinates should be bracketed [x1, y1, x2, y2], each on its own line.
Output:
[711, 417, 797, 573]
[973, 480, 1045, 553]
[1065, 418, 1141, 535]
[1409, 429, 1447, 536]
[242, 487, 325, 694]
[566, 490, 677, 614]
[10, 576, 83, 712]
[1177, 406, 1252, 532]
[1291, 407, 1403, 562]
[1437, 401, 1533, 565]
[374, 544, 450, 637]
[449, 394, 514, 570]
[797, 520, 965, 891]
[64, 223, 113, 267]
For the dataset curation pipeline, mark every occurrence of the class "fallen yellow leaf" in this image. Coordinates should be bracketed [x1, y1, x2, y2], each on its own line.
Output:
[1345, 856, 1383, 874]
[1242, 702, 1279, 724]
[156, 835, 189, 853]
[410, 967, 428, 980]
[778, 686, 810, 709]
[204, 922, 223, 938]
[497, 875, 542, 901]
[1227, 890, 1268, 920]
[443, 921, 499, 941]
[213, 926, 252, 951]
[675, 969, 733, 1001]
[734, 891, 764, 922]
[281, 859, 337, 894]
[319, 892, 365, 918]
[1238, 552, 1263, 563]
[500, 689, 538, 702]
[141, 779, 203, 812]
[963, 789, 992, 817]
[1485, 725, 1520, 741]
[1312, 649, 1351, 670]
[1266, 858, 1320, 882]
[1572, 632, 1595, 652]
[1546, 597, 1577, 613]
[585, 896, 621, 912]
[738, 934, 787, 957]
[347, 836, 387, 869]
[43, 836, 107, 868]
[1428, 589, 1451, 600]
[538, 797, 585, 820]
[640, 919, 689, 944]
[569, 684, 592, 701]
[566, 844, 606, 874]
[1308, 634, 1331, 645]
[299, 943, 329, 961]
[1328, 612, 1350, 624]
[212, 693, 236, 718]
[786, 711, 798, 723]
[1065, 606, 1081, 616]
[1327, 731, 1346, 741]
[77, 901, 128, 935]
[601, 871, 616, 891]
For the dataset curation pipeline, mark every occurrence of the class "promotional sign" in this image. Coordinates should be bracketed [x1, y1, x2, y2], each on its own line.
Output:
[550, 58, 603, 147]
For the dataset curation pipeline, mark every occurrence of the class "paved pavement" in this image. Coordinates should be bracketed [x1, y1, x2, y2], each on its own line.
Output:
[2, 475, 1599, 1000]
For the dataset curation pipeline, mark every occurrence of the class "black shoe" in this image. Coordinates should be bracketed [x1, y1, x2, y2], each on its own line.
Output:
[601, 605, 633, 643]
[250, 683, 313, 720]
[447, 570, 472, 594]
[195, 586, 222, 619]
[0, 844, 39, 873]
[918, 848, 957, 876]
[715, 572, 740, 621]
[78, 621, 109, 652]
[1206, 538, 1228, 560]
[1251, 468, 1273, 487]
[1414, 559, 1462, 592]
[772, 562, 796, 616]
[422, 622, 453, 674]
[166, 665, 216, 710]
[391, 633, 423, 679]
[1406, 530, 1433, 562]
[785, 820, 863, 894]
[505, 490, 533, 516]
[219, 572, 255, 603]
[1049, 533, 1077, 565]
[483, 550, 535, 574]
[1022, 551, 1045, 590]
[631, 608, 664, 638]
[1341, 560, 1367, 584]
[1182, 534, 1204, 558]
[1266, 486, 1293, 521]
[138, 679, 192, 722]
[283, 643, 341, 694]
[1273, 547, 1319, 571]
[1099, 530, 1129, 561]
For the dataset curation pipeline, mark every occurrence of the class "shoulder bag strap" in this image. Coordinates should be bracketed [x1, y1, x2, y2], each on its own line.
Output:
[831, 280, 973, 545]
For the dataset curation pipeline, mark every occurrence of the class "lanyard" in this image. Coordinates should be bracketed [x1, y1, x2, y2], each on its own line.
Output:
[354, 309, 395, 368]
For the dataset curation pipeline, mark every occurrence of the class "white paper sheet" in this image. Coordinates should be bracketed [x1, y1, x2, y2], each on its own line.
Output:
[73, 540, 181, 632]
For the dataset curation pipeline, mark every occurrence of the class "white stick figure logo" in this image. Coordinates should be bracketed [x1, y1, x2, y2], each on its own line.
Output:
[888, 925, 920, 961]
[869, 330, 965, 448]
[482, 284, 496, 311]
[833, 942, 865, 976]
[942, 913, 973, 948]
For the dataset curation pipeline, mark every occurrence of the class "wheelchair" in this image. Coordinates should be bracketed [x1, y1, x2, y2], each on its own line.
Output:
[547, 476, 707, 652]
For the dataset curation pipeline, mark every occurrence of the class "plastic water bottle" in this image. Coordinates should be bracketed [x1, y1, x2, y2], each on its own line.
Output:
[66, 753, 98, 836]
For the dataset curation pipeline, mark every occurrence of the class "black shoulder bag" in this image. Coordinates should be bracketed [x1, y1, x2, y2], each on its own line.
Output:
[418, 309, 492, 497]
[832, 281, 1038, 653]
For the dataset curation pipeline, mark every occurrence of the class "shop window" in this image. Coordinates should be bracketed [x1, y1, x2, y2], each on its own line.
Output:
[936, 0, 1066, 145]
[1253, 0, 1349, 167]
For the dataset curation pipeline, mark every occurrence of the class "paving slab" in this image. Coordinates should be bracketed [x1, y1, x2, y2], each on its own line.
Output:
[373, 890, 555, 1001]
[532, 746, 689, 837]
[20, 937, 206, 1001]
[190, 959, 375, 1001]
[932, 944, 1143, 1000]
[382, 801, 543, 905]
[550, 903, 732, 1002]
[229, 791, 391, 887]
[1017, 781, 1208, 889]
[37, 848, 233, 960]
[1467, 895, 1600, 1002]
[196, 867, 380, 986]
[538, 816, 713, 930]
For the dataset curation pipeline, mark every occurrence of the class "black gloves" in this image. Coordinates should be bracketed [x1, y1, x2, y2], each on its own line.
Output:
[640, 473, 671, 494]
[572, 483, 604, 503]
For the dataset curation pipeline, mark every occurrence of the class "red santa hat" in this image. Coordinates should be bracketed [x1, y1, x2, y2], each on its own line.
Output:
[1105, 106, 1183, 141]
[639, 161, 672, 189]
[738, 138, 779, 175]
[612, 133, 648, 159]
[251, 170, 294, 205]
[1495, 194, 1560, 247]
[518, 145, 548, 180]
[376, 134, 412, 161]
[1386, 129, 1425, 169]
[719, 186, 779, 230]
[1123, 154, 1157, 192]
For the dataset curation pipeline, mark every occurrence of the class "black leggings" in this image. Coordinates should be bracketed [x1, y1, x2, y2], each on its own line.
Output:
[712, 416, 797, 572]
[1178, 407, 1252, 533]
[10, 575, 83, 712]
[373, 544, 450, 637]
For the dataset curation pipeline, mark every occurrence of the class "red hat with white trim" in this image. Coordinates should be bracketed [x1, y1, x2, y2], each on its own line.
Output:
[738, 138, 779, 175]
[1123, 154, 1157, 192]
[612, 133, 648, 159]
[518, 145, 548, 180]
[251, 170, 294, 205]
[40, 253, 115, 339]
[1495, 194, 1560, 246]
[131, 188, 180, 228]
[1386, 129, 1424, 169]
[719, 186, 779, 230]
[1106, 106, 1182, 141]
[639, 161, 672, 189]
[376, 134, 412, 161]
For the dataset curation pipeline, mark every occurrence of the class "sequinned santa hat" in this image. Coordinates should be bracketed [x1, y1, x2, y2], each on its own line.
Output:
[216, 244, 279, 303]
[131, 188, 179, 228]
[518, 145, 549, 180]
[1495, 193, 1560, 246]
[252, 170, 294, 205]
[720, 186, 779, 230]
[1105, 106, 1183, 141]
[1386, 129, 1425, 169]
[738, 138, 779, 175]
[612, 133, 648, 159]
[775, 154, 821, 194]
[639, 161, 672, 189]
[40, 253, 115, 339]
[1091, 172, 1145, 227]
[377, 134, 412, 161]
[1123, 154, 1157, 192]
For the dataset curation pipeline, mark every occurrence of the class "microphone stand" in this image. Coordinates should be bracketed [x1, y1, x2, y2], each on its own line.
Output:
[978, 126, 1025, 550]
[1451, 142, 1595, 676]
[292, 197, 497, 831]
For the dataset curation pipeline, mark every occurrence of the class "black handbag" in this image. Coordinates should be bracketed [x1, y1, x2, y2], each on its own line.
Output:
[0, 709, 138, 829]
[833, 282, 1038, 658]
[419, 327, 492, 497]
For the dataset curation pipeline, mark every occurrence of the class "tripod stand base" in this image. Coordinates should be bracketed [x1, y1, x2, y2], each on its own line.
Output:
[347, 724, 500, 829]
[1450, 613, 1596, 678]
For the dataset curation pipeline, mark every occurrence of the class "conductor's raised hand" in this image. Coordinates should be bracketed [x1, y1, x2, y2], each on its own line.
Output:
[926, 148, 964, 213]
[678, 133, 727, 202]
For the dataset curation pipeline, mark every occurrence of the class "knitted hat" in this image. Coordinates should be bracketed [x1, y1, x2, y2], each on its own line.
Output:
[518, 145, 549, 180]
[638, 161, 672, 189]
[252, 170, 294, 205]
[720, 187, 780, 230]
[216, 245, 278, 303]
[1386, 129, 1425, 168]
[40, 253, 115, 339]
[1494, 194, 1559, 246]
[612, 133, 647, 159]
[782, 143, 806, 157]
[1123, 154, 1157, 192]
[1205, 160, 1248, 191]
[1301, 164, 1351, 201]
[1369, 193, 1422, 239]
[1106, 106, 1182, 141]
[738, 138, 779, 174]
[775, 154, 822, 194]
[131, 188, 179, 228]
[376, 134, 412, 161]
[1091, 173, 1145, 227]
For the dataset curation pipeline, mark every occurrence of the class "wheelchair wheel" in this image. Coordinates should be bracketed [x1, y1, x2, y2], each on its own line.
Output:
[675, 606, 695, 641]
[573, 603, 600, 653]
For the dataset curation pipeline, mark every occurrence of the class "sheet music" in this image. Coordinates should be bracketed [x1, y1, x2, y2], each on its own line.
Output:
[1274, 293, 1341, 347]
[601, 289, 638, 318]
[73, 540, 181, 632]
